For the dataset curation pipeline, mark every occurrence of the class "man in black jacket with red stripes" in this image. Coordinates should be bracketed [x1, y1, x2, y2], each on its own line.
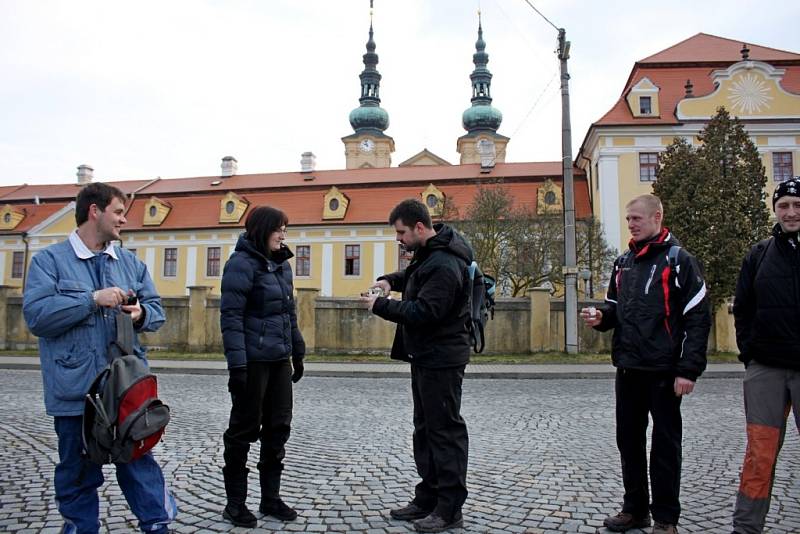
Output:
[732, 177, 800, 534]
[581, 194, 710, 534]
[362, 198, 473, 533]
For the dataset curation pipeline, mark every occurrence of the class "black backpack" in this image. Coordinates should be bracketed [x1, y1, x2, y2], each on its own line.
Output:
[82, 313, 170, 465]
[467, 261, 496, 353]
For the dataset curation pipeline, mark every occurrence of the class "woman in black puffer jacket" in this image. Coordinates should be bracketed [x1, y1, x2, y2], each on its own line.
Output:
[219, 206, 305, 528]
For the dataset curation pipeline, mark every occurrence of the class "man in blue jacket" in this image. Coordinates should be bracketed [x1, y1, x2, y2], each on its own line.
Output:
[363, 198, 474, 533]
[23, 182, 177, 534]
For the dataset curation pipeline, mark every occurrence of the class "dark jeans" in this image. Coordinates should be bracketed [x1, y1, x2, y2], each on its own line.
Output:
[615, 368, 682, 525]
[411, 364, 469, 521]
[223, 360, 293, 474]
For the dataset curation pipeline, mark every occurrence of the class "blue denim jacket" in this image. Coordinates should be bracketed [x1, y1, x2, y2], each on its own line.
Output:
[23, 235, 165, 416]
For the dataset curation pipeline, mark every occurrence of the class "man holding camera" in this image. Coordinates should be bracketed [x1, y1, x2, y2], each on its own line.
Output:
[23, 182, 176, 534]
[362, 198, 474, 533]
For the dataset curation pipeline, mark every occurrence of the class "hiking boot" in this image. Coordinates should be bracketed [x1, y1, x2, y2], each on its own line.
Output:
[413, 511, 464, 532]
[603, 511, 652, 532]
[652, 522, 678, 534]
[390, 502, 434, 521]
[222, 503, 257, 528]
[259, 497, 298, 521]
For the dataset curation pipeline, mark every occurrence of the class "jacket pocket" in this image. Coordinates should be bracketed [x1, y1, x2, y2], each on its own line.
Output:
[53, 348, 98, 401]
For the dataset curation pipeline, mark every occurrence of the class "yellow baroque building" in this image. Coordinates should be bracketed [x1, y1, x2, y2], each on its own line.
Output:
[0, 20, 591, 298]
[578, 33, 800, 252]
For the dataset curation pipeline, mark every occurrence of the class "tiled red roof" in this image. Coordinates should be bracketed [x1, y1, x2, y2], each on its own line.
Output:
[0, 162, 589, 233]
[134, 161, 568, 196]
[0, 185, 25, 199]
[587, 34, 800, 130]
[0, 203, 65, 234]
[639, 33, 800, 64]
[0, 163, 567, 203]
[121, 178, 592, 231]
[0, 180, 154, 202]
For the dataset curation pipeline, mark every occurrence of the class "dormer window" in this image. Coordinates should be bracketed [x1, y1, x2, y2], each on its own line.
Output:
[640, 96, 652, 115]
[627, 77, 660, 118]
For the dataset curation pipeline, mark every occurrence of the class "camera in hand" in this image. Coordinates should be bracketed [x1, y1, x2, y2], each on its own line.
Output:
[360, 287, 385, 298]
[125, 294, 138, 306]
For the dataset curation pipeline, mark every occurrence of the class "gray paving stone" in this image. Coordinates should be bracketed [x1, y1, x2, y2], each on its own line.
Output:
[1, 371, 799, 532]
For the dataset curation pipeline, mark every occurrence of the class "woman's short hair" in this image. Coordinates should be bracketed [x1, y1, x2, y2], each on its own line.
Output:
[245, 205, 289, 257]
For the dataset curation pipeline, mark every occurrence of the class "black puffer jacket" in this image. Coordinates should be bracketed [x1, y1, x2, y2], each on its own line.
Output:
[372, 224, 474, 368]
[595, 228, 710, 380]
[220, 234, 305, 369]
[734, 224, 800, 370]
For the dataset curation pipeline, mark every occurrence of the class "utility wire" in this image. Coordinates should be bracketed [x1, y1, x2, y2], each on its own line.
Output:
[520, 0, 560, 31]
[510, 69, 559, 138]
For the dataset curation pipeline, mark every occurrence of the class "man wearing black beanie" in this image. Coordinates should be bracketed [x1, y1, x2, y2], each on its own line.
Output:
[732, 177, 800, 534]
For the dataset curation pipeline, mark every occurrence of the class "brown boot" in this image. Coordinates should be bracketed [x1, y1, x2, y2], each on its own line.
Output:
[603, 511, 652, 532]
[652, 522, 678, 534]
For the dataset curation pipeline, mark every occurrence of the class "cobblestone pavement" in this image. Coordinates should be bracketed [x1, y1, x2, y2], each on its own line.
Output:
[1, 370, 798, 534]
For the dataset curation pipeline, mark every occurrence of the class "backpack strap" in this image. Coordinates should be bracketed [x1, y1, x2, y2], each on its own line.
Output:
[752, 238, 772, 280]
[668, 245, 681, 276]
[110, 313, 135, 360]
[467, 262, 480, 352]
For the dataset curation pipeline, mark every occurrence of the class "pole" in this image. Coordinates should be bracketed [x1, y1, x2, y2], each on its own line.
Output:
[558, 28, 578, 354]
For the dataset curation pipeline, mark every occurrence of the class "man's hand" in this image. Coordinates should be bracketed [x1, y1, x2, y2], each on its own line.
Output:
[674, 376, 695, 397]
[360, 280, 391, 312]
[291, 357, 304, 383]
[93, 287, 127, 308]
[579, 306, 603, 327]
[373, 279, 391, 294]
[360, 293, 380, 311]
[120, 291, 143, 322]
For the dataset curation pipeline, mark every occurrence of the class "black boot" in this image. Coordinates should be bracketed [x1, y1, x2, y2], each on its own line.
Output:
[258, 464, 297, 521]
[222, 467, 257, 528]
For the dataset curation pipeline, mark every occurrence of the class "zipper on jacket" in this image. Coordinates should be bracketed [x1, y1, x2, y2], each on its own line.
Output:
[644, 264, 657, 295]
[257, 321, 267, 349]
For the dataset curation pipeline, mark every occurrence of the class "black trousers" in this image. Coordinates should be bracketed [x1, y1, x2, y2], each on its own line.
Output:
[411, 364, 469, 521]
[223, 360, 293, 474]
[615, 368, 683, 525]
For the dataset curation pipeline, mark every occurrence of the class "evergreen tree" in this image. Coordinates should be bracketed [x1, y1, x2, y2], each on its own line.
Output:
[654, 106, 770, 307]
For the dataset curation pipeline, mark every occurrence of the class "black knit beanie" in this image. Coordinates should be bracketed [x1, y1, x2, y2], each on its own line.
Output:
[773, 177, 800, 209]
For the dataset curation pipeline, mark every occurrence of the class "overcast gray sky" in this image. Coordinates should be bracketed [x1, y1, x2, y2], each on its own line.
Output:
[1, 0, 797, 185]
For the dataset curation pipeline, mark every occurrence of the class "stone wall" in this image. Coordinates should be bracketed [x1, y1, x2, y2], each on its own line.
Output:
[0, 285, 734, 355]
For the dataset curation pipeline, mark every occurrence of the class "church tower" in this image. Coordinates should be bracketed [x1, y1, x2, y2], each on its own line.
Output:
[456, 16, 508, 166]
[342, 4, 394, 169]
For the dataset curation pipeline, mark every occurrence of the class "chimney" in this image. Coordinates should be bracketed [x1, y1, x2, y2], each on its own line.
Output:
[300, 152, 316, 173]
[77, 164, 94, 184]
[221, 156, 238, 177]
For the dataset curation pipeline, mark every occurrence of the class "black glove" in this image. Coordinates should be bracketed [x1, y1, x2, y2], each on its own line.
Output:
[291, 357, 304, 383]
[228, 367, 247, 395]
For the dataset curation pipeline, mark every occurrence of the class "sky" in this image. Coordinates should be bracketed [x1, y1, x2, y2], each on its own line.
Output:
[1, 0, 798, 186]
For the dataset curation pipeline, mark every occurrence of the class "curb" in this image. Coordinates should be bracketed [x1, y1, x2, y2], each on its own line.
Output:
[0, 360, 745, 380]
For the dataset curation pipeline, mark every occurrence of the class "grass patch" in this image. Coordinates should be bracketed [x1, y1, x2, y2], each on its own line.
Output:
[0, 349, 742, 365]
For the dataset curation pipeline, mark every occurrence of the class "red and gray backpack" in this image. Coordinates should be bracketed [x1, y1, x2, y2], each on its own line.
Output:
[82, 313, 170, 464]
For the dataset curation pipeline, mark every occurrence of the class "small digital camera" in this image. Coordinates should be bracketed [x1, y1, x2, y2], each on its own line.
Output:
[125, 294, 138, 306]
[364, 287, 384, 298]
